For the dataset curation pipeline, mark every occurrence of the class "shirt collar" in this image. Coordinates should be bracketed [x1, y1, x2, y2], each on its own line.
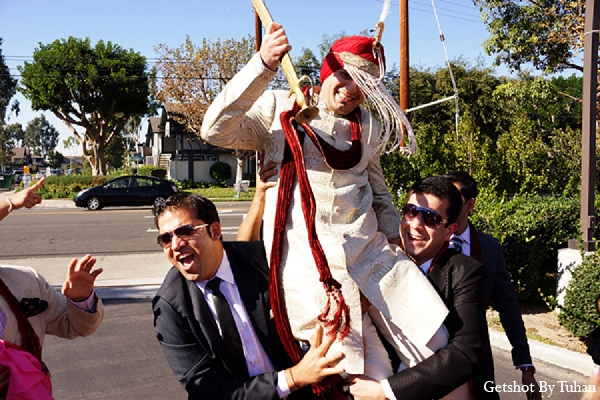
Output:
[197, 249, 233, 290]
[418, 258, 433, 276]
[455, 224, 471, 244]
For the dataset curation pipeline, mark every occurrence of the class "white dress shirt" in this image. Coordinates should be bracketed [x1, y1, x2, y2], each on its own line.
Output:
[197, 249, 290, 398]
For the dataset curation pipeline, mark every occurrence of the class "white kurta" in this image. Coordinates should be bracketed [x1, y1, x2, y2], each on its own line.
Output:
[201, 53, 448, 374]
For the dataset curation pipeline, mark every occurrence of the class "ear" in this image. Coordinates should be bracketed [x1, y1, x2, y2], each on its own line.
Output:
[210, 222, 222, 241]
[466, 198, 476, 215]
[445, 222, 458, 241]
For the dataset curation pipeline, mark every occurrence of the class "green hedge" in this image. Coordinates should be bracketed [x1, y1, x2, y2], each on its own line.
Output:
[472, 190, 581, 301]
[37, 175, 112, 199]
[209, 161, 231, 185]
[558, 251, 600, 339]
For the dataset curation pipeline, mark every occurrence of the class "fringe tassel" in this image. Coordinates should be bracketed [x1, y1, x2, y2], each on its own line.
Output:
[345, 61, 417, 155]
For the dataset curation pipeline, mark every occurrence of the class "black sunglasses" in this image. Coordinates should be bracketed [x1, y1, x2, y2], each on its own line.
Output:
[402, 204, 448, 228]
[157, 224, 209, 248]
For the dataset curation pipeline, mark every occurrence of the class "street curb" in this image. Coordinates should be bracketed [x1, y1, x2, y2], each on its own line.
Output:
[488, 327, 593, 376]
[95, 285, 161, 301]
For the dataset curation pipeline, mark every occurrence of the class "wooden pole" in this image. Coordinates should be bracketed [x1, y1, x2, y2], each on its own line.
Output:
[570, 0, 599, 251]
[399, 0, 409, 147]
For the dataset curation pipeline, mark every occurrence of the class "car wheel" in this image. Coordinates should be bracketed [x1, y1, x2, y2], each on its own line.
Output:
[87, 197, 102, 211]
[154, 196, 166, 208]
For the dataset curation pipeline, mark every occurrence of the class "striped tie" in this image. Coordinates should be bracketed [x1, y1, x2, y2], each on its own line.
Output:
[451, 236, 463, 254]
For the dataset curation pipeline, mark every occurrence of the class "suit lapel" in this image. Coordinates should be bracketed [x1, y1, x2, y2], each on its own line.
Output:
[428, 249, 455, 300]
[187, 279, 223, 352]
[468, 221, 483, 262]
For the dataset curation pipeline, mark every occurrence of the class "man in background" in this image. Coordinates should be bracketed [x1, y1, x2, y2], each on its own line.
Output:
[442, 171, 541, 400]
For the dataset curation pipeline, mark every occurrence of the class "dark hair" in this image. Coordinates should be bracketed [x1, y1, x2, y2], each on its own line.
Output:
[441, 171, 478, 201]
[408, 175, 463, 225]
[153, 193, 220, 238]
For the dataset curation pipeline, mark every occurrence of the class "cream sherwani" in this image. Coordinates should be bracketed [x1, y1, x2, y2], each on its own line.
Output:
[0, 265, 103, 349]
[201, 53, 448, 374]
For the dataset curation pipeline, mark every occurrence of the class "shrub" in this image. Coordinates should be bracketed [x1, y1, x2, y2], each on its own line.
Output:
[150, 169, 167, 179]
[243, 172, 256, 187]
[472, 191, 581, 301]
[133, 165, 167, 179]
[36, 175, 113, 198]
[209, 161, 231, 185]
[558, 251, 600, 339]
[176, 180, 210, 191]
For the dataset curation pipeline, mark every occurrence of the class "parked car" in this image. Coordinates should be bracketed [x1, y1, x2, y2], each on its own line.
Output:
[12, 169, 23, 184]
[35, 171, 46, 179]
[74, 175, 177, 211]
[46, 168, 62, 176]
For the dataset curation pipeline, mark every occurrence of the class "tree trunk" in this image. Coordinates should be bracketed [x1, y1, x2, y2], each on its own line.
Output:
[91, 141, 107, 176]
[235, 156, 244, 186]
[234, 150, 245, 199]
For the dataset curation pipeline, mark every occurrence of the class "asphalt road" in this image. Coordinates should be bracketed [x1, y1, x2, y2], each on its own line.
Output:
[0, 202, 251, 258]
[44, 300, 590, 400]
[2, 201, 594, 398]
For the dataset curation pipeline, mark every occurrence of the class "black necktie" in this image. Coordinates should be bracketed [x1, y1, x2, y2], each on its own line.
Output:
[206, 277, 246, 370]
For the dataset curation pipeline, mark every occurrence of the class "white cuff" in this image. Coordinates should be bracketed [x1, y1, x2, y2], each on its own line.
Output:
[381, 378, 397, 400]
[276, 370, 291, 398]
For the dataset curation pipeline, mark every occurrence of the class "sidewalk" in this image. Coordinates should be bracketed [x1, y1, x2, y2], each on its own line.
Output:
[0, 195, 594, 376]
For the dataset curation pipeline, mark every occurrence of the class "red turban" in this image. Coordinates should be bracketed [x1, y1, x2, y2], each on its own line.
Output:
[320, 36, 386, 84]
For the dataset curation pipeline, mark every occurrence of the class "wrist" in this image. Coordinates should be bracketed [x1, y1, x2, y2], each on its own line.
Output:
[286, 368, 299, 391]
[4, 197, 13, 213]
[520, 366, 536, 374]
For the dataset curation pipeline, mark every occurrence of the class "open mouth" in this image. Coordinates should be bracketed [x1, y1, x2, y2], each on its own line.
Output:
[407, 231, 427, 243]
[177, 254, 195, 269]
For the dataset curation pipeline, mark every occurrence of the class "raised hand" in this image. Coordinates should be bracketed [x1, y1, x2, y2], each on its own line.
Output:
[259, 22, 292, 71]
[61, 255, 103, 302]
[10, 177, 45, 209]
[256, 151, 277, 194]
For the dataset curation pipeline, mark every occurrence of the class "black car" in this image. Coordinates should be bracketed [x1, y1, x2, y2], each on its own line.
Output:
[12, 169, 23, 184]
[74, 175, 177, 210]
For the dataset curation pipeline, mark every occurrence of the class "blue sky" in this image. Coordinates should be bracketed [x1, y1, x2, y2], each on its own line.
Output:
[0, 0, 498, 154]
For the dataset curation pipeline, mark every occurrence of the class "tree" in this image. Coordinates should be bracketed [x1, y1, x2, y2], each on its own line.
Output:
[0, 124, 14, 167]
[0, 38, 17, 124]
[4, 123, 24, 147]
[18, 37, 152, 176]
[24, 115, 59, 161]
[474, 0, 585, 74]
[46, 149, 65, 169]
[153, 35, 257, 185]
[152, 35, 255, 135]
[104, 133, 125, 171]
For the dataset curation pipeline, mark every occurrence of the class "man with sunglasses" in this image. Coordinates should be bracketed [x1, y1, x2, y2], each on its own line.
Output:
[151, 193, 344, 399]
[442, 171, 541, 400]
[350, 176, 498, 400]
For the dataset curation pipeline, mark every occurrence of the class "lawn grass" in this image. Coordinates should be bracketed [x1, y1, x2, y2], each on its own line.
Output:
[185, 187, 257, 201]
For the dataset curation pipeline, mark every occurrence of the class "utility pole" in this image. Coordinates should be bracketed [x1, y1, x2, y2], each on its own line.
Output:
[570, 0, 599, 251]
[399, 0, 409, 147]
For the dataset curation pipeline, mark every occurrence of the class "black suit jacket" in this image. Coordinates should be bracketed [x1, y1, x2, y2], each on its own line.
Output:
[470, 225, 532, 366]
[153, 241, 306, 400]
[387, 249, 499, 400]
